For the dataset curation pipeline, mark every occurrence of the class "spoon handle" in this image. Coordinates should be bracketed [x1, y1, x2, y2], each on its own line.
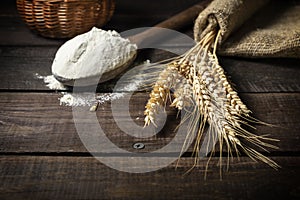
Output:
[128, 0, 211, 46]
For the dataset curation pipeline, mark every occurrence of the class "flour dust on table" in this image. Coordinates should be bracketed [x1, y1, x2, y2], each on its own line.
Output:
[35, 73, 66, 90]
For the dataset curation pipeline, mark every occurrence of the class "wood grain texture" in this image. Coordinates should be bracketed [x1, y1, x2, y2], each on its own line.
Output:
[0, 47, 299, 92]
[0, 92, 299, 153]
[0, 156, 298, 200]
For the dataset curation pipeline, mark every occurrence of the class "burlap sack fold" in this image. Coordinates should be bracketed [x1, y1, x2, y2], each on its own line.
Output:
[194, 0, 300, 58]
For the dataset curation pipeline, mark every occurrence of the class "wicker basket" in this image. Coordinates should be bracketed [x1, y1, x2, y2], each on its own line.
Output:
[16, 0, 115, 38]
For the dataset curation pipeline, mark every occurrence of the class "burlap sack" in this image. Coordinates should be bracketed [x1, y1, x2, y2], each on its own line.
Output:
[194, 0, 300, 58]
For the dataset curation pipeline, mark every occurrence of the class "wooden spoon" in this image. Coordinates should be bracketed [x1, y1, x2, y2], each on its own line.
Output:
[53, 0, 210, 86]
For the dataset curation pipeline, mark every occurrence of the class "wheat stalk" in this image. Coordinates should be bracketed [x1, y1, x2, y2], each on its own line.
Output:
[144, 29, 279, 177]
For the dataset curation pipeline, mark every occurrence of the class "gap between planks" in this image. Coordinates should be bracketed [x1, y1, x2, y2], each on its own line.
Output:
[0, 92, 299, 153]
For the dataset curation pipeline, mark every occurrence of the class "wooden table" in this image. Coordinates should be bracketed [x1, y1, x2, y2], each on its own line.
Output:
[0, 0, 299, 199]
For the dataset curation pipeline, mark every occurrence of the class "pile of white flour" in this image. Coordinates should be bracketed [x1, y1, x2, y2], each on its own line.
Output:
[35, 27, 152, 108]
[51, 27, 137, 81]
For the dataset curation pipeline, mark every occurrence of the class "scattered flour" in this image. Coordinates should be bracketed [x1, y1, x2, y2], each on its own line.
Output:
[94, 61, 149, 105]
[59, 77, 144, 107]
[36, 72, 143, 107]
[96, 81, 141, 104]
[36, 59, 150, 107]
[59, 92, 96, 106]
[35, 73, 66, 90]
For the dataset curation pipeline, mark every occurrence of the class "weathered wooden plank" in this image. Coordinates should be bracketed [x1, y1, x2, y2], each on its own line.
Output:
[1, 0, 201, 17]
[0, 92, 299, 153]
[0, 156, 298, 200]
[0, 46, 299, 92]
[0, 15, 175, 46]
[0, 47, 57, 91]
[220, 57, 300, 93]
[0, 0, 199, 46]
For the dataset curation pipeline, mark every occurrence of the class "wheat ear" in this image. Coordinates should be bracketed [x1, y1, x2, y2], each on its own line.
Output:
[144, 64, 182, 127]
[188, 30, 278, 172]
[144, 28, 279, 176]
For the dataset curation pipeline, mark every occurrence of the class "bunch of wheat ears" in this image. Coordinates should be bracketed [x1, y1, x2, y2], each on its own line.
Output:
[144, 29, 279, 176]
